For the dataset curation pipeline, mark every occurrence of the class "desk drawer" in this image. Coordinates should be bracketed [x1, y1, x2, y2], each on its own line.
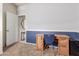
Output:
[59, 39, 69, 45]
[59, 46, 69, 56]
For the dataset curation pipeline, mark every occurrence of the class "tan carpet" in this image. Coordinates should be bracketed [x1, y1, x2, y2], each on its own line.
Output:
[2, 42, 58, 56]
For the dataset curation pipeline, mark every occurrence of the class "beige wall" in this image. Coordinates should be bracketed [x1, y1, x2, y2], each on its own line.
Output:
[3, 3, 17, 47]
[3, 3, 17, 14]
[18, 3, 79, 32]
[0, 3, 3, 54]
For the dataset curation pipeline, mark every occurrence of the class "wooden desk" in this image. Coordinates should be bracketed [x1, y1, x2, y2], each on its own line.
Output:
[55, 34, 69, 56]
[36, 34, 69, 56]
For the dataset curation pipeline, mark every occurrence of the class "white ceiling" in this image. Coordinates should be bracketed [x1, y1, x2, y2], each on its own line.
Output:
[14, 3, 26, 6]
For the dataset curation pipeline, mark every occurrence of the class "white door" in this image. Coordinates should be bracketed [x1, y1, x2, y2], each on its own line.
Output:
[6, 12, 18, 46]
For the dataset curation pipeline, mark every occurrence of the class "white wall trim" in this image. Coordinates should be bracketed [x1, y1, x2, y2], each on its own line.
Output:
[27, 29, 79, 32]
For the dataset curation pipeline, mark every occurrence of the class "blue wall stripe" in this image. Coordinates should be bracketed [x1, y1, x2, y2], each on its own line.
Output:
[26, 31, 79, 43]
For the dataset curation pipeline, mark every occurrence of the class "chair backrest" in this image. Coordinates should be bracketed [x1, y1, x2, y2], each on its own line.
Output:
[44, 34, 55, 45]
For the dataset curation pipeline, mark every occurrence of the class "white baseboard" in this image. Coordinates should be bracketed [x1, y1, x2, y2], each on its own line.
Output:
[26, 42, 36, 45]
[19, 41, 36, 46]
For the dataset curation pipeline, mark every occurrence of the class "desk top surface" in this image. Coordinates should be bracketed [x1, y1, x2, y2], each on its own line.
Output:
[55, 34, 70, 38]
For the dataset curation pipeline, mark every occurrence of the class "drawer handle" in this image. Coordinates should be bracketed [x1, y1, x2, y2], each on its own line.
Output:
[59, 45, 67, 47]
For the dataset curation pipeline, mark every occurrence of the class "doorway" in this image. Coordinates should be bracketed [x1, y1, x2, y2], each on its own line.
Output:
[18, 15, 26, 43]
